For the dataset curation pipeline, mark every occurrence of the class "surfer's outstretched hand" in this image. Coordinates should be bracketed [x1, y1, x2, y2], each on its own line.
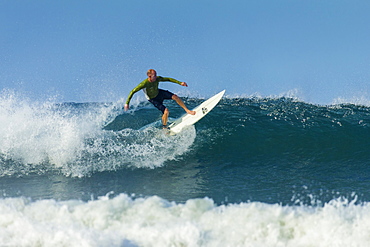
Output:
[181, 82, 188, 87]
[124, 104, 129, 111]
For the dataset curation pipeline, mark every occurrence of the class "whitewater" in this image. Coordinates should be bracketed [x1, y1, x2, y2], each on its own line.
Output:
[1, 89, 370, 246]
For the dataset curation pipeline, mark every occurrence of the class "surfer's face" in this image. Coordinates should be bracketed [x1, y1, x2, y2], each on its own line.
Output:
[148, 72, 157, 82]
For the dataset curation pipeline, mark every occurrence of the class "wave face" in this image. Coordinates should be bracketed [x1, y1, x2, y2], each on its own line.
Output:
[2, 93, 369, 176]
[215, 96, 370, 167]
[1, 91, 370, 202]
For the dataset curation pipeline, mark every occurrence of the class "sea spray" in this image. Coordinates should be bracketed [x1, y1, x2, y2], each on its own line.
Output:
[0, 92, 195, 177]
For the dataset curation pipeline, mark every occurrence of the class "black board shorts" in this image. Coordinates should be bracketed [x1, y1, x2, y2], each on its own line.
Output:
[148, 89, 174, 113]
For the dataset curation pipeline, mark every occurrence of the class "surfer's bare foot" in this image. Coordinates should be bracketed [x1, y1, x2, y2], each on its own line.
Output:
[187, 110, 196, 115]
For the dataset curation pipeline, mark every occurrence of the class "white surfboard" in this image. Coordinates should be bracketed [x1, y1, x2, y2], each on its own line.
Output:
[168, 90, 225, 135]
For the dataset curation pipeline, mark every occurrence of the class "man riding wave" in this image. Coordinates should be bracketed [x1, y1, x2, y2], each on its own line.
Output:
[124, 69, 196, 127]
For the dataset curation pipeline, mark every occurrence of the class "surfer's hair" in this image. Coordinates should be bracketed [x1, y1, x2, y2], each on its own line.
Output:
[147, 69, 156, 76]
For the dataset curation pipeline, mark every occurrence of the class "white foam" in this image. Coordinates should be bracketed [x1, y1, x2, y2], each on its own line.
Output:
[66, 126, 196, 176]
[0, 193, 369, 247]
[0, 91, 195, 177]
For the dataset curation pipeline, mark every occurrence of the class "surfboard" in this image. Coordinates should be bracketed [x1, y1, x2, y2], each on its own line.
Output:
[168, 90, 225, 135]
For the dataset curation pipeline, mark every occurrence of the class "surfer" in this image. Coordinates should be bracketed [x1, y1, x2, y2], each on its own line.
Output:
[124, 69, 196, 128]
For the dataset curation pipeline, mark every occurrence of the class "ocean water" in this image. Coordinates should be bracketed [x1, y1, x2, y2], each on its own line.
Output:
[1, 90, 370, 246]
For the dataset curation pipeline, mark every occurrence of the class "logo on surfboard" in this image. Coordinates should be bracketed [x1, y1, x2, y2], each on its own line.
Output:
[202, 107, 208, 114]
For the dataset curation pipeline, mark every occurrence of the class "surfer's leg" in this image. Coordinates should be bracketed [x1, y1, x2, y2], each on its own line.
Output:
[172, 95, 196, 115]
[162, 108, 169, 126]
[148, 96, 168, 126]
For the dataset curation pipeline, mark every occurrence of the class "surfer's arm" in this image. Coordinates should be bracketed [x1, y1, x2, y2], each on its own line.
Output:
[125, 82, 146, 109]
[159, 77, 185, 86]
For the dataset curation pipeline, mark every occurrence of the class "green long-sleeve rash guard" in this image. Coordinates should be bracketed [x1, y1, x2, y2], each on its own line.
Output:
[125, 76, 182, 105]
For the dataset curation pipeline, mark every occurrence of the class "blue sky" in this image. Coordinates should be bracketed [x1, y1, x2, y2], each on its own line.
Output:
[1, 0, 370, 105]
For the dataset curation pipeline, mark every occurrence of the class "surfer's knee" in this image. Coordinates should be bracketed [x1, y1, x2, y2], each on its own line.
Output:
[172, 94, 179, 101]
